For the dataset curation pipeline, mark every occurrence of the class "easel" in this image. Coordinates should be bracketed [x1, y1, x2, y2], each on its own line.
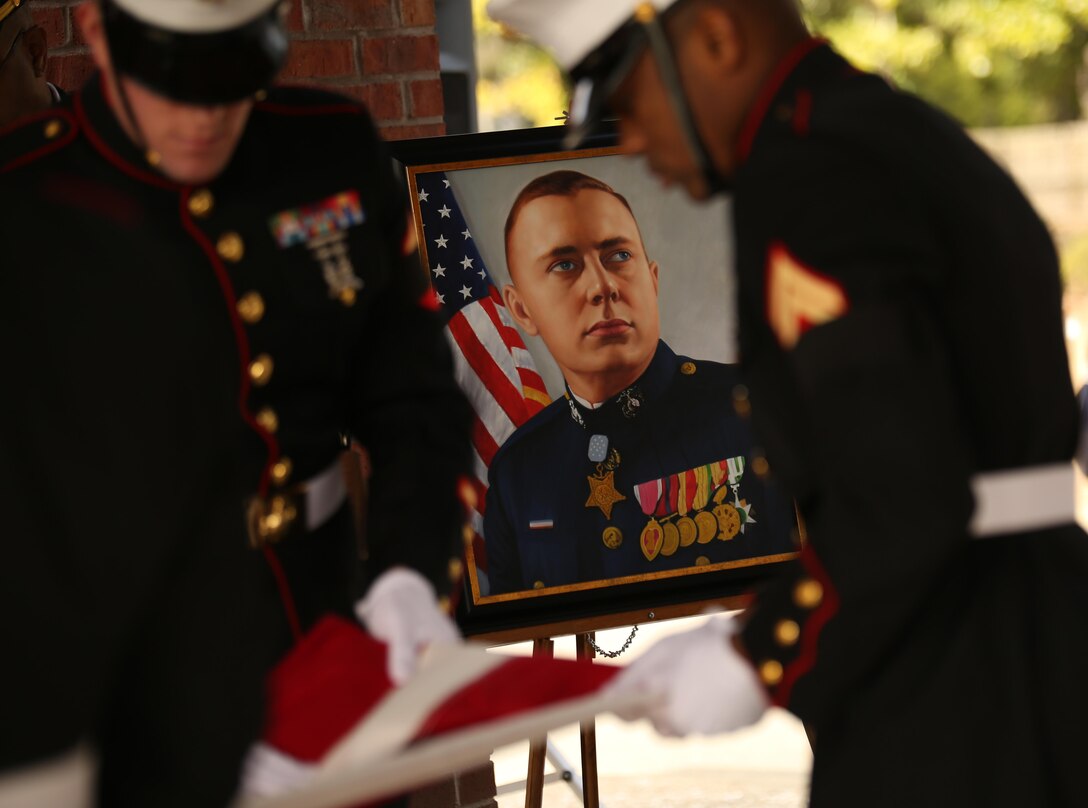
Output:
[524, 633, 601, 808]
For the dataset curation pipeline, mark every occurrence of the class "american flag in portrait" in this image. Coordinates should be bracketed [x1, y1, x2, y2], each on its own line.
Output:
[415, 172, 550, 593]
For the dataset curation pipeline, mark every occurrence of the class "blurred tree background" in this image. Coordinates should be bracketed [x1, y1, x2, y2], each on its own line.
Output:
[475, 0, 1088, 128]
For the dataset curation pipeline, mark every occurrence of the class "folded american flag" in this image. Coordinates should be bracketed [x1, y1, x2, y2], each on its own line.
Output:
[237, 616, 641, 808]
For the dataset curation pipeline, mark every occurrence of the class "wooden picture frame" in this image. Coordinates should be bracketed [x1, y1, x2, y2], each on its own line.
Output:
[391, 126, 802, 644]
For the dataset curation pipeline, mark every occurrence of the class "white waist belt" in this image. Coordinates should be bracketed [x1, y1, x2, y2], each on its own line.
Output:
[968, 463, 1076, 538]
[303, 456, 349, 532]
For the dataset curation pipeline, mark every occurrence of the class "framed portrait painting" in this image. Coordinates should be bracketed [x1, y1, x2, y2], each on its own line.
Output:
[391, 126, 802, 643]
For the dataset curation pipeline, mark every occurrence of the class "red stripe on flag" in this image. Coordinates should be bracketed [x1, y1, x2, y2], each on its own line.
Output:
[472, 415, 501, 468]
[448, 314, 528, 427]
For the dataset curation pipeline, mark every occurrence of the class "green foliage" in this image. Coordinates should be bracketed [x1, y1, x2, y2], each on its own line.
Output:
[803, 0, 1088, 126]
[472, 0, 569, 129]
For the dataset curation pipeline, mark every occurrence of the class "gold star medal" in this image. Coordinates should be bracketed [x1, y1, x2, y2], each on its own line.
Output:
[586, 470, 626, 519]
[586, 446, 626, 519]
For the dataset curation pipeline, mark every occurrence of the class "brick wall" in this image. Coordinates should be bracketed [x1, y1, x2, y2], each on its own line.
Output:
[35, 0, 445, 139]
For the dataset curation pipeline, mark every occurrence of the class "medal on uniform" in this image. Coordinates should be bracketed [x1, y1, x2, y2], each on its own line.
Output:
[269, 190, 366, 306]
[695, 510, 718, 544]
[602, 526, 623, 550]
[725, 456, 757, 533]
[640, 518, 663, 561]
[633, 477, 665, 562]
[585, 446, 626, 519]
[660, 520, 681, 556]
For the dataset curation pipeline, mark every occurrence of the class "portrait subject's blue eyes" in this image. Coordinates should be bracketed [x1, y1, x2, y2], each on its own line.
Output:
[548, 259, 578, 273]
[607, 250, 633, 264]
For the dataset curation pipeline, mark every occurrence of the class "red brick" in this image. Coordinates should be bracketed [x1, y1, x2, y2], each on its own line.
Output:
[399, 0, 436, 27]
[33, 8, 69, 48]
[409, 78, 443, 118]
[311, 0, 395, 32]
[362, 34, 438, 75]
[284, 0, 305, 33]
[46, 53, 95, 93]
[344, 81, 404, 121]
[381, 122, 445, 140]
[282, 39, 355, 79]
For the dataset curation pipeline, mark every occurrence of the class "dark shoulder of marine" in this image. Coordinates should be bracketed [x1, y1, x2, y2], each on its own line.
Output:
[483, 341, 799, 596]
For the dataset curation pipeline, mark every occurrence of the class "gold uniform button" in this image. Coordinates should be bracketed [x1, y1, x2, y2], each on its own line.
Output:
[695, 555, 710, 566]
[775, 619, 801, 646]
[760, 660, 784, 687]
[533, 580, 546, 590]
[634, 1, 657, 23]
[254, 89, 269, 102]
[255, 407, 279, 434]
[339, 287, 357, 307]
[43, 119, 63, 139]
[188, 189, 214, 218]
[448, 558, 464, 581]
[217, 232, 245, 263]
[237, 291, 265, 325]
[751, 455, 770, 478]
[249, 354, 274, 386]
[794, 579, 824, 609]
[271, 457, 292, 486]
[680, 361, 697, 376]
[146, 149, 162, 166]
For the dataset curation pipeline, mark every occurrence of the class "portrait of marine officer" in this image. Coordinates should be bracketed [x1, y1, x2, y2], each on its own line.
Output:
[484, 169, 796, 596]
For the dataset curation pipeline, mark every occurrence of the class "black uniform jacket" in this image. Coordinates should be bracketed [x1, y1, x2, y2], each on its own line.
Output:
[484, 341, 798, 595]
[732, 40, 1088, 806]
[0, 76, 471, 805]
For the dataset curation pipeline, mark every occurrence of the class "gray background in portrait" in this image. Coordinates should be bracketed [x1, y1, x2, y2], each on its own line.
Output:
[444, 154, 736, 397]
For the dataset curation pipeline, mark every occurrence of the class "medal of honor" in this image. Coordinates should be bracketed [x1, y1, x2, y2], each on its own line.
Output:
[586, 447, 626, 519]
[640, 518, 664, 561]
[602, 526, 623, 550]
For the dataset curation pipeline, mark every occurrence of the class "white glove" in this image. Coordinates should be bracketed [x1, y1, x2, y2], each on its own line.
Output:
[604, 615, 770, 737]
[354, 567, 461, 685]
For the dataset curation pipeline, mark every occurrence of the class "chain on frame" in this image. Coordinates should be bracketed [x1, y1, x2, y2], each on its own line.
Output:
[585, 625, 638, 659]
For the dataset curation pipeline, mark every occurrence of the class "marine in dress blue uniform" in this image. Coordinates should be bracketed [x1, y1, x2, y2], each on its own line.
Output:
[485, 340, 797, 595]
[491, 1, 1088, 806]
[0, 1, 472, 805]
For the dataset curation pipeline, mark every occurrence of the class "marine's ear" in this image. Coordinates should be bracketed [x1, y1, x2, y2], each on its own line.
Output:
[502, 283, 540, 337]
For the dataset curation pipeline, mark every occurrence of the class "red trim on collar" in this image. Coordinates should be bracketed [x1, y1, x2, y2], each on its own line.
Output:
[74, 78, 179, 191]
[736, 37, 825, 164]
[773, 544, 840, 707]
[0, 108, 79, 175]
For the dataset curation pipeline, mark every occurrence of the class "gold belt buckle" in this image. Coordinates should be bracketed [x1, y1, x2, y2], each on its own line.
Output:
[246, 494, 299, 549]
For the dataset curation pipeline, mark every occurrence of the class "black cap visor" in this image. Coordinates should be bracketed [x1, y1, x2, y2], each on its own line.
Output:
[103, 1, 288, 105]
[563, 21, 650, 150]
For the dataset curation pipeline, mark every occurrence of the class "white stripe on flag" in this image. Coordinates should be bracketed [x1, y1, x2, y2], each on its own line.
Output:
[445, 330, 518, 444]
[462, 303, 522, 392]
[511, 346, 535, 371]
